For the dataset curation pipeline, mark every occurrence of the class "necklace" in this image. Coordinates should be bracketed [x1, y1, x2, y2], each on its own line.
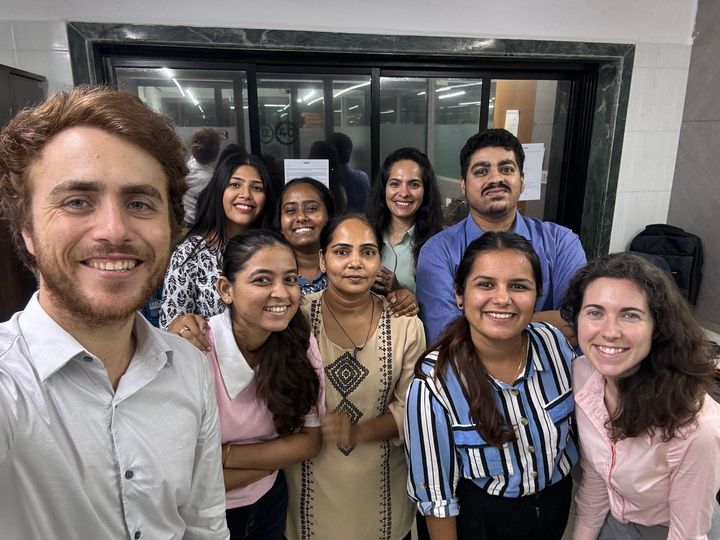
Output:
[512, 332, 529, 382]
[322, 293, 376, 357]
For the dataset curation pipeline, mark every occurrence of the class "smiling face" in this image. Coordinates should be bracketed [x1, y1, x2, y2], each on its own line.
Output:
[461, 146, 524, 222]
[222, 164, 266, 235]
[577, 277, 654, 384]
[385, 159, 424, 223]
[217, 244, 300, 344]
[280, 183, 329, 251]
[21, 126, 172, 326]
[320, 217, 381, 297]
[457, 249, 537, 348]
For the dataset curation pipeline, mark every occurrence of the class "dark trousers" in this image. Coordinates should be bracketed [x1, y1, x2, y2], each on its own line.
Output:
[416, 475, 572, 540]
[226, 470, 288, 540]
[457, 474, 572, 540]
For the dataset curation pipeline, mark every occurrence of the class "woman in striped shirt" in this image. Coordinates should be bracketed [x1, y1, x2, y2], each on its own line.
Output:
[404, 231, 578, 540]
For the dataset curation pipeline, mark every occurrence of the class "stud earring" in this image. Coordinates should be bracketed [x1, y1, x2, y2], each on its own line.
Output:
[457, 302, 463, 309]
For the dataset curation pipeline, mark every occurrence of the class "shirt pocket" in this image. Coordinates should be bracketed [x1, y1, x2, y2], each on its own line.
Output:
[452, 425, 513, 479]
[543, 390, 574, 447]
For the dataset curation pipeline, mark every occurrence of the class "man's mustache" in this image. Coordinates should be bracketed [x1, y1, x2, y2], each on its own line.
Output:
[481, 181, 511, 195]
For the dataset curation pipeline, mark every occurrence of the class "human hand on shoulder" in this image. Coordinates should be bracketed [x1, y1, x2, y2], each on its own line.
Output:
[373, 265, 398, 295]
[387, 288, 420, 318]
[167, 313, 211, 352]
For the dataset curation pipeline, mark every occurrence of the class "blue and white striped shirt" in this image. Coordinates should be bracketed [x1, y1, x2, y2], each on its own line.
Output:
[404, 322, 578, 518]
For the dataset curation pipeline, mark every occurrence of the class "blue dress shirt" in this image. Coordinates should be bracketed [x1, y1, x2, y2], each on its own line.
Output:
[416, 212, 586, 343]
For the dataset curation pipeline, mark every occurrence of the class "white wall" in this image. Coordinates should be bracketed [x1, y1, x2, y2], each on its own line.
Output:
[0, 0, 697, 44]
[608, 43, 692, 252]
[0, 0, 699, 253]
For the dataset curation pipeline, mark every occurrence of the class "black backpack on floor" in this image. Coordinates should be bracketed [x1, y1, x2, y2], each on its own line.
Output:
[629, 224, 703, 305]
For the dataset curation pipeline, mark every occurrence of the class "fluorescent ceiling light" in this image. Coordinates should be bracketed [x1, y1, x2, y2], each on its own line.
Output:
[172, 79, 186, 97]
[301, 89, 316, 102]
[334, 81, 371, 99]
[438, 90, 466, 100]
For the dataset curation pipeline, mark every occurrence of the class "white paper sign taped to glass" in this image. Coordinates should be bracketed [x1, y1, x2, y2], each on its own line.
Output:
[519, 143, 545, 201]
[284, 159, 330, 187]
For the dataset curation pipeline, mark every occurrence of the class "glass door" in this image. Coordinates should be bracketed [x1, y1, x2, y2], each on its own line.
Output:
[115, 66, 250, 155]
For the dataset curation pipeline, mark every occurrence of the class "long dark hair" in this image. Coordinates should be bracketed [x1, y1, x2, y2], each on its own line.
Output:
[416, 232, 542, 447]
[366, 147, 444, 264]
[561, 252, 715, 441]
[223, 230, 320, 435]
[273, 176, 336, 233]
[188, 151, 276, 248]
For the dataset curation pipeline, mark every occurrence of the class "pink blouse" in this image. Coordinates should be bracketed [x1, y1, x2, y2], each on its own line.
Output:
[206, 310, 326, 509]
[573, 356, 720, 540]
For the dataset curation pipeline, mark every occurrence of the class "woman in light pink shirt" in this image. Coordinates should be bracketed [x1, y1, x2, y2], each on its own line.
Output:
[206, 230, 325, 539]
[561, 253, 720, 540]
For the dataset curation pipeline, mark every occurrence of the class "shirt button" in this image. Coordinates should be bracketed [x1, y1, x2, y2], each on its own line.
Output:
[83, 356, 93, 363]
[530, 471, 538, 478]
[520, 418, 529, 426]
[125, 470, 134, 480]
[134, 531, 141, 539]
[528, 445, 536, 453]
[511, 389, 519, 396]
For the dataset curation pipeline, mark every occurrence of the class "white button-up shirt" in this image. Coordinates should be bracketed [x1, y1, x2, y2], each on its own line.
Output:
[0, 294, 230, 540]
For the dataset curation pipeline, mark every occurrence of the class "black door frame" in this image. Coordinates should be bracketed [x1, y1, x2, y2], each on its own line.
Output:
[68, 22, 634, 257]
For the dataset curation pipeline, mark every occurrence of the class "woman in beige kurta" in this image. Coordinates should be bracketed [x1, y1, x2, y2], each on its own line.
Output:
[285, 214, 426, 540]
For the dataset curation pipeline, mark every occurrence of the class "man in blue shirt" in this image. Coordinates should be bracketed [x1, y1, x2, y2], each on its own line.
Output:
[416, 129, 586, 343]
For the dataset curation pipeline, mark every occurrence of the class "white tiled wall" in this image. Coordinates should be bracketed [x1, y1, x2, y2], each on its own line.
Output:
[608, 42, 692, 253]
[0, 21, 73, 94]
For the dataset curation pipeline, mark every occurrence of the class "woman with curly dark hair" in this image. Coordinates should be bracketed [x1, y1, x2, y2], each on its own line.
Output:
[206, 230, 324, 539]
[561, 252, 720, 539]
[366, 147, 444, 295]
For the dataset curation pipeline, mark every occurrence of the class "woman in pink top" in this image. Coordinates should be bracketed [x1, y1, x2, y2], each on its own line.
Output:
[206, 230, 325, 539]
[561, 253, 720, 540]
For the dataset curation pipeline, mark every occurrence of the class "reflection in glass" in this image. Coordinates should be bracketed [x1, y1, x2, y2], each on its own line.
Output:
[115, 67, 247, 155]
[256, 75, 372, 198]
[429, 78, 483, 181]
[332, 78, 371, 184]
[379, 77, 427, 163]
[487, 79, 569, 220]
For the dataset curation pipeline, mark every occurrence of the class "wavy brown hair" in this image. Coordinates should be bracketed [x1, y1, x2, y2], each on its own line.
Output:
[0, 85, 188, 268]
[561, 252, 715, 441]
[416, 232, 543, 447]
[223, 230, 320, 435]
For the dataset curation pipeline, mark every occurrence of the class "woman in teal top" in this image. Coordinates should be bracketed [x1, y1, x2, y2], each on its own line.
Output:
[366, 148, 443, 293]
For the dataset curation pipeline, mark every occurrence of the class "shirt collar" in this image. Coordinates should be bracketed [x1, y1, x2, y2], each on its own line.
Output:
[17, 292, 173, 383]
[526, 328, 545, 375]
[463, 211, 524, 238]
[573, 359, 607, 415]
[383, 224, 416, 248]
[209, 310, 255, 399]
